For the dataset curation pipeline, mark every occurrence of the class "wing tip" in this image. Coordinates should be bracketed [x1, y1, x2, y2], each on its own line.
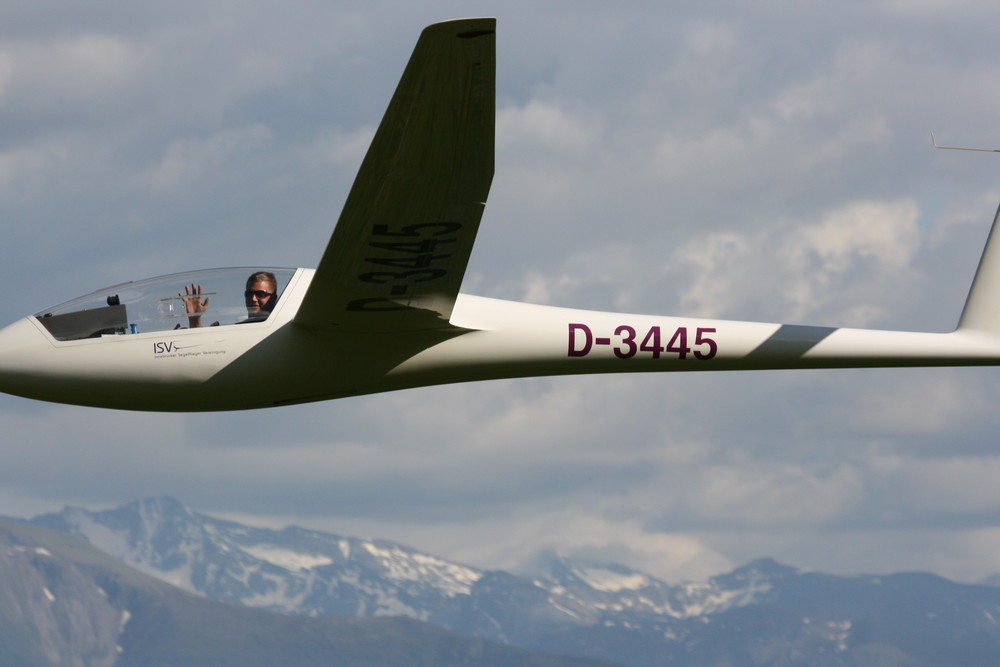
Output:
[421, 17, 496, 40]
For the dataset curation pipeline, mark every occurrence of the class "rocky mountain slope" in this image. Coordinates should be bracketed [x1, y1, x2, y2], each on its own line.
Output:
[23, 497, 1000, 666]
[0, 517, 614, 666]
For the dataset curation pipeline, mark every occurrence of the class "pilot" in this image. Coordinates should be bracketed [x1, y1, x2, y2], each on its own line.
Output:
[181, 271, 279, 328]
[243, 271, 279, 322]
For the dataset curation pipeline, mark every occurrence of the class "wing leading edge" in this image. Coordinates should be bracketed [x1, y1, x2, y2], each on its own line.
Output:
[293, 18, 495, 332]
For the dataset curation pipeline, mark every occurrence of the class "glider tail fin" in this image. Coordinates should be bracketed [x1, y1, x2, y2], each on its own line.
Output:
[958, 202, 1000, 335]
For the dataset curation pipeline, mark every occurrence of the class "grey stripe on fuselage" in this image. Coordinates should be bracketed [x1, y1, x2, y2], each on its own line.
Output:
[745, 324, 837, 359]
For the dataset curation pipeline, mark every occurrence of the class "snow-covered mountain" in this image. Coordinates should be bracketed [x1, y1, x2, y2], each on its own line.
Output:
[25, 497, 1000, 666]
[0, 517, 610, 667]
[26, 497, 772, 626]
[29, 496, 482, 621]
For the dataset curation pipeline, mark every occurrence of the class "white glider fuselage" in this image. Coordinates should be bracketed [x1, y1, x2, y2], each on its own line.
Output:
[1, 267, 999, 412]
[2, 16, 1000, 412]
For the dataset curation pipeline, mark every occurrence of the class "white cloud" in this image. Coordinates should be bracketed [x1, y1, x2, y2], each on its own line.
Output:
[0, 34, 140, 114]
[793, 200, 920, 271]
[267, 507, 735, 585]
[497, 99, 602, 154]
[668, 198, 922, 325]
[664, 463, 866, 527]
[4, 1, 1000, 588]
[308, 125, 377, 168]
[0, 139, 73, 200]
[143, 125, 274, 194]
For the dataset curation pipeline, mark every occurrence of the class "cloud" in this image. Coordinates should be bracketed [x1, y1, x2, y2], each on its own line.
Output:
[498, 99, 602, 154]
[673, 463, 866, 527]
[143, 125, 274, 194]
[229, 504, 736, 584]
[869, 455, 1000, 516]
[665, 198, 922, 325]
[0, 34, 140, 116]
[4, 1, 1000, 588]
[852, 369, 993, 434]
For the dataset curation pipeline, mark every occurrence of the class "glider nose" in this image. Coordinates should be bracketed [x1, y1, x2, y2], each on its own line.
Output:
[0, 317, 50, 399]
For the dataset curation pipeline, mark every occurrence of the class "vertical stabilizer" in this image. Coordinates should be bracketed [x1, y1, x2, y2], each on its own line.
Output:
[958, 202, 1000, 334]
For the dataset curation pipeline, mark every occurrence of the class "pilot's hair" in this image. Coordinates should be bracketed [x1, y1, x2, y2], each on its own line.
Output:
[246, 271, 277, 289]
[246, 271, 279, 312]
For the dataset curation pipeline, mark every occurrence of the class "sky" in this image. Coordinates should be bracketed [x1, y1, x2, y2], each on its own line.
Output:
[3, 0, 1000, 585]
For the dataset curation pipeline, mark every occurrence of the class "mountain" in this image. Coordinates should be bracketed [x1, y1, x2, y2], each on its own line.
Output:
[0, 517, 615, 666]
[24, 496, 1000, 666]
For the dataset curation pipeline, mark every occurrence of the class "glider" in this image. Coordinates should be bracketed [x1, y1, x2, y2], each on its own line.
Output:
[1, 17, 1000, 412]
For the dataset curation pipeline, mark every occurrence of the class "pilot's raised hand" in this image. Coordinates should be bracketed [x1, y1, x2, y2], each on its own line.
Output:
[180, 283, 210, 328]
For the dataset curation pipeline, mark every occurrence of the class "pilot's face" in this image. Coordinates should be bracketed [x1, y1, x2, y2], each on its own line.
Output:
[245, 280, 275, 316]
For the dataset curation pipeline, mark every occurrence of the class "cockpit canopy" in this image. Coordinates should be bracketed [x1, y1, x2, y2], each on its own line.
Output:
[35, 268, 295, 341]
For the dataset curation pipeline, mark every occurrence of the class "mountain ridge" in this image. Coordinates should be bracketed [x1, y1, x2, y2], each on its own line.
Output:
[20, 496, 1000, 666]
[0, 516, 618, 666]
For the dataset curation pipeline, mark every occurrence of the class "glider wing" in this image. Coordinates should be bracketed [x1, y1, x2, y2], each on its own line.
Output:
[293, 18, 495, 332]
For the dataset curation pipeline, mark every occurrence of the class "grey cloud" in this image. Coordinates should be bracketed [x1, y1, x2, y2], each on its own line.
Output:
[3, 1, 1000, 585]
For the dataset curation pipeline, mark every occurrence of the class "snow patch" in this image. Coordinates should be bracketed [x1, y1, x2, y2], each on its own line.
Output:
[239, 544, 334, 572]
[573, 564, 650, 592]
[361, 542, 482, 596]
[156, 564, 195, 591]
[677, 579, 773, 617]
[239, 570, 311, 611]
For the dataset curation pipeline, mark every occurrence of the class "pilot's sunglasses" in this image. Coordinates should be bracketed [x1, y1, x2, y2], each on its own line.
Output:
[244, 290, 275, 299]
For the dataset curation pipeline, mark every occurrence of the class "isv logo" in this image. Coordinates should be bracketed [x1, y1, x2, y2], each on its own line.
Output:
[154, 341, 180, 354]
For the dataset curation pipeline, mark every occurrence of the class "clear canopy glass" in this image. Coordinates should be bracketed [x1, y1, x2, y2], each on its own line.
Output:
[35, 268, 296, 341]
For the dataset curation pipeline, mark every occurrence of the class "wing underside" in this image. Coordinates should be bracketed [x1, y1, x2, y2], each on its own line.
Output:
[293, 18, 496, 332]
